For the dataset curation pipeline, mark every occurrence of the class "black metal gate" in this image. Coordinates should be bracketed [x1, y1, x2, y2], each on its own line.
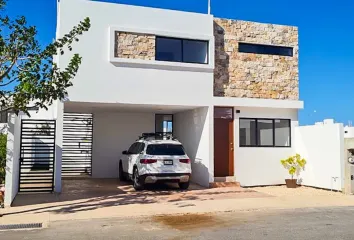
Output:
[19, 119, 56, 193]
[62, 113, 93, 176]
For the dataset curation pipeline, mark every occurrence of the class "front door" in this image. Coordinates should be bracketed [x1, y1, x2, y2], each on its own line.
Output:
[214, 107, 234, 177]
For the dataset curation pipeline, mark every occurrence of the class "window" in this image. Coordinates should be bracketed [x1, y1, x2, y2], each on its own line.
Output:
[239, 119, 257, 146]
[155, 37, 208, 64]
[155, 114, 173, 134]
[238, 43, 293, 57]
[146, 144, 185, 156]
[214, 107, 233, 119]
[274, 119, 291, 147]
[0, 109, 10, 123]
[128, 143, 144, 154]
[239, 118, 291, 147]
[257, 119, 274, 146]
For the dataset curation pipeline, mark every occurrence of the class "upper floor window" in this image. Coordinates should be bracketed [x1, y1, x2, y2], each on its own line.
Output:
[238, 43, 293, 57]
[155, 37, 208, 64]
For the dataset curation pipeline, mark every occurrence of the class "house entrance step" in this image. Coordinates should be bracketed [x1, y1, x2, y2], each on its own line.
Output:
[210, 176, 241, 188]
[214, 176, 237, 183]
[209, 182, 241, 188]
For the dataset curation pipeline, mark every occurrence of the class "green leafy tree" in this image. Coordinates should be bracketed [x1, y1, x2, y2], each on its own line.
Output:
[281, 154, 307, 179]
[0, 133, 6, 184]
[0, 0, 90, 115]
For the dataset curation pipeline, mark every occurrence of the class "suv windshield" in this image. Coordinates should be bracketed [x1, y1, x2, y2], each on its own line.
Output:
[146, 144, 185, 156]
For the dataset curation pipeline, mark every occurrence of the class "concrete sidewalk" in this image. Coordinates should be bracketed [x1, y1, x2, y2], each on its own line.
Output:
[1, 185, 354, 226]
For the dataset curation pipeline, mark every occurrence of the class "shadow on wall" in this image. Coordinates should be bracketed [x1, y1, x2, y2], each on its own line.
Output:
[213, 21, 230, 97]
[175, 107, 209, 187]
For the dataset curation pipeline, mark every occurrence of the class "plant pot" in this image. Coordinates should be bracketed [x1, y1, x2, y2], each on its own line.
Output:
[285, 179, 297, 188]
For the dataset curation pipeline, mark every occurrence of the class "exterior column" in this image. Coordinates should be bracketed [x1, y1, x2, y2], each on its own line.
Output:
[54, 101, 64, 193]
[4, 113, 22, 207]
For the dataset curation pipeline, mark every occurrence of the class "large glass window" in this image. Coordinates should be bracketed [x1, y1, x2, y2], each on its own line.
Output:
[239, 43, 293, 57]
[155, 114, 173, 134]
[239, 118, 291, 147]
[155, 37, 208, 64]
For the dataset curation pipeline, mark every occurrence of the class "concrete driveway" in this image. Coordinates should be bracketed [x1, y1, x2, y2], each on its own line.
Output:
[2, 179, 354, 226]
[11, 178, 267, 208]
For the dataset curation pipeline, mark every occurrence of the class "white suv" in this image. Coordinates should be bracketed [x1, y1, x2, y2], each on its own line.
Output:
[119, 133, 192, 190]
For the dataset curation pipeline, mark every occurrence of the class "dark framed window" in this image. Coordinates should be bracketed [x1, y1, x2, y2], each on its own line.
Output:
[239, 118, 291, 147]
[155, 114, 173, 134]
[239, 43, 293, 57]
[128, 143, 139, 154]
[0, 109, 10, 123]
[146, 144, 185, 156]
[155, 36, 208, 64]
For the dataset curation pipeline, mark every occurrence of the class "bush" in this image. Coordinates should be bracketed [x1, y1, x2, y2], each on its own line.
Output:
[0, 133, 6, 184]
[281, 154, 306, 179]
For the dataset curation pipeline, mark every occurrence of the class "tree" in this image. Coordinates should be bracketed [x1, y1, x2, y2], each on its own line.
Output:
[0, 0, 90, 115]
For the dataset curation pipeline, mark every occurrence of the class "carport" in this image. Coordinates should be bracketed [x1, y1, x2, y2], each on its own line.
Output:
[61, 102, 213, 188]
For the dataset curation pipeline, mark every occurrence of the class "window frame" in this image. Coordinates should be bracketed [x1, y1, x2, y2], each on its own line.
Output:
[155, 36, 209, 65]
[239, 118, 291, 148]
[238, 42, 294, 57]
[155, 114, 174, 135]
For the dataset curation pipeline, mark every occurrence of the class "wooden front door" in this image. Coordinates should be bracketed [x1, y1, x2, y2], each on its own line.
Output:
[214, 107, 234, 177]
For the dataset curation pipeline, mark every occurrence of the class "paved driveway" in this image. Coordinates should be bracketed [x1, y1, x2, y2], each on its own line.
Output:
[3, 178, 267, 218]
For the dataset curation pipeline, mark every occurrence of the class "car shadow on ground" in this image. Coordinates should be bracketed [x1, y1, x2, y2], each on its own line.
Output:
[4, 178, 268, 216]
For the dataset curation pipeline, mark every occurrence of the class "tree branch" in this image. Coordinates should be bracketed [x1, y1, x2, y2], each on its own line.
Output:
[0, 58, 16, 81]
[0, 77, 16, 86]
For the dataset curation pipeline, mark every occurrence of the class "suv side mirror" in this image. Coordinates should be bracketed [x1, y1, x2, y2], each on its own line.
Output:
[122, 150, 128, 155]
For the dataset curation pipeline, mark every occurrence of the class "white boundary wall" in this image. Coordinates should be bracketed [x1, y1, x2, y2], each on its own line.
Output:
[4, 104, 60, 206]
[294, 123, 344, 191]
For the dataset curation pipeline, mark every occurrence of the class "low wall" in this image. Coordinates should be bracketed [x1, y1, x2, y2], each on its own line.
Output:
[294, 123, 344, 191]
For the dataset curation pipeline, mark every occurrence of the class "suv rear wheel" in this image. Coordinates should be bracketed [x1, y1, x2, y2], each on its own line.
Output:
[178, 181, 190, 190]
[133, 167, 144, 191]
[119, 162, 126, 182]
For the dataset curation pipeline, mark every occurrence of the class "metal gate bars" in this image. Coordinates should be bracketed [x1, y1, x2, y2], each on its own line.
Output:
[62, 113, 93, 176]
[19, 120, 56, 193]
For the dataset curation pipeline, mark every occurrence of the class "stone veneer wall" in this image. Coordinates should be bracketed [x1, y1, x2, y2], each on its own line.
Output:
[214, 18, 299, 100]
[116, 32, 155, 60]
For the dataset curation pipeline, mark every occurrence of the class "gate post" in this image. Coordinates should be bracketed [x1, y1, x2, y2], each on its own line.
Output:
[54, 101, 64, 193]
[4, 113, 22, 206]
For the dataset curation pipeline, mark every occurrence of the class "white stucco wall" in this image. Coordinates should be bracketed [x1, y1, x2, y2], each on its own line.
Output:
[174, 107, 213, 187]
[57, 0, 214, 107]
[0, 123, 7, 134]
[4, 113, 22, 206]
[344, 126, 354, 138]
[234, 107, 298, 186]
[92, 112, 155, 178]
[295, 123, 344, 191]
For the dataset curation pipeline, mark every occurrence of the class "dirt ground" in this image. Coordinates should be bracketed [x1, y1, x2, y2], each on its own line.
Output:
[250, 185, 342, 197]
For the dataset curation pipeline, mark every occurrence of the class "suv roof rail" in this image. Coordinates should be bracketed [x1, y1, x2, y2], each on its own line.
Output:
[138, 132, 177, 141]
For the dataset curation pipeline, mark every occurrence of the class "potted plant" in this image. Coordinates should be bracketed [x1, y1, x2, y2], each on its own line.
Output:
[281, 154, 307, 188]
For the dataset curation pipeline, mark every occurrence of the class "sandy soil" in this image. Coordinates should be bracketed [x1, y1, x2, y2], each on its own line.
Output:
[251, 185, 342, 197]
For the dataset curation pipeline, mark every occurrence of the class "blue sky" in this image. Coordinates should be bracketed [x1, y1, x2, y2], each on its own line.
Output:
[5, 0, 354, 125]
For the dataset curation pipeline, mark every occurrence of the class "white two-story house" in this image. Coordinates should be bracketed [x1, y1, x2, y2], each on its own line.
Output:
[4, 0, 303, 206]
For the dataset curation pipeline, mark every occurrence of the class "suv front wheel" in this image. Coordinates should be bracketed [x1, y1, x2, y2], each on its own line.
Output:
[178, 181, 190, 190]
[133, 168, 144, 191]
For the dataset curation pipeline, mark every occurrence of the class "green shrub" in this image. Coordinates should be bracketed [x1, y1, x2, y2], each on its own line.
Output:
[281, 154, 306, 179]
[0, 133, 7, 184]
